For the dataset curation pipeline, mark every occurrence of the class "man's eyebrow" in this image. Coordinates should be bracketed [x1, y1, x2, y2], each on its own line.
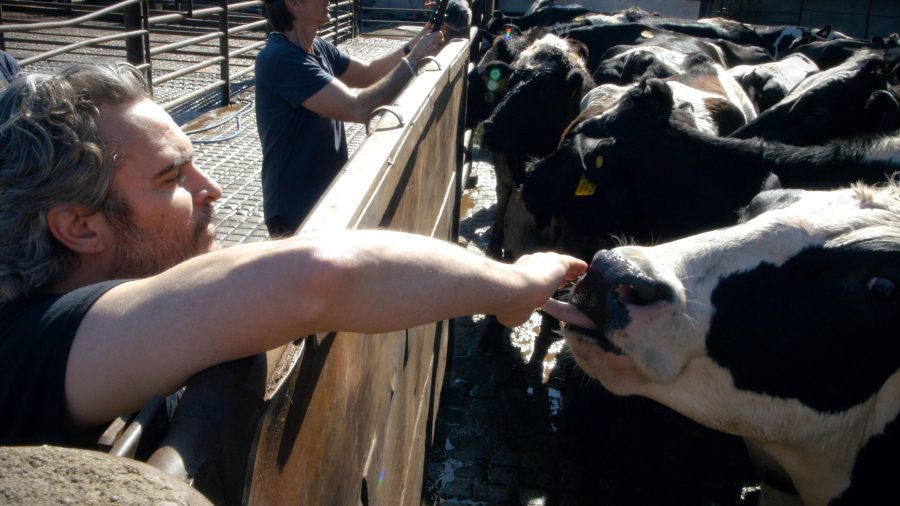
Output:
[153, 152, 194, 179]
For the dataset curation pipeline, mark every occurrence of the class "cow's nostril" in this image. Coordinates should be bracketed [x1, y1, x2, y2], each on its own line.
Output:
[617, 282, 666, 306]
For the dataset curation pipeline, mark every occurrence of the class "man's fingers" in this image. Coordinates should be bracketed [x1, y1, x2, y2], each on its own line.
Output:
[564, 257, 588, 281]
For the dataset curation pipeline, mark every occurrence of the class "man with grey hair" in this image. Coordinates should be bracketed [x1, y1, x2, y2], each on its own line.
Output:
[0, 63, 586, 447]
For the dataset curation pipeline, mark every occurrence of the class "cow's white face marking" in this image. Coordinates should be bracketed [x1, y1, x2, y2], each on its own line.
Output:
[580, 62, 754, 135]
[579, 83, 631, 112]
[784, 50, 877, 102]
[710, 62, 758, 120]
[514, 34, 585, 73]
[667, 81, 733, 134]
[771, 26, 804, 58]
[729, 54, 820, 105]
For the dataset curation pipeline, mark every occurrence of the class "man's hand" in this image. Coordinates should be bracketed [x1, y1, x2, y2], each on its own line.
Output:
[494, 253, 587, 328]
[408, 24, 445, 65]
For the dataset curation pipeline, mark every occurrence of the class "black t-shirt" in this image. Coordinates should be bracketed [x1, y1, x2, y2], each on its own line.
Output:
[0, 281, 124, 447]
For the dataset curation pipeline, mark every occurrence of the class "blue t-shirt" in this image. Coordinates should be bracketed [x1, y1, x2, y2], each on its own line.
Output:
[0, 50, 21, 82]
[255, 34, 352, 232]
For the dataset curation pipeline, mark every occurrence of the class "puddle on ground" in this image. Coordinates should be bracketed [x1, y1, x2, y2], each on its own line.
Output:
[459, 192, 476, 218]
[509, 311, 563, 383]
[182, 102, 246, 132]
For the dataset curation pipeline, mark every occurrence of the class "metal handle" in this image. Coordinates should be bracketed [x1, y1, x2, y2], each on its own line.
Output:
[366, 106, 405, 136]
[416, 55, 442, 72]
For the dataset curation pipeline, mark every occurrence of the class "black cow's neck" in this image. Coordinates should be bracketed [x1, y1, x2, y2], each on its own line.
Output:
[830, 412, 900, 505]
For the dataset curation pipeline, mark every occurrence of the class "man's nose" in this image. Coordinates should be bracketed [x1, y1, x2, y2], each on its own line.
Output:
[187, 165, 223, 205]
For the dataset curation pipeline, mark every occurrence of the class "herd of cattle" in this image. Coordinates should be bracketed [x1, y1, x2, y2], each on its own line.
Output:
[463, 2, 900, 505]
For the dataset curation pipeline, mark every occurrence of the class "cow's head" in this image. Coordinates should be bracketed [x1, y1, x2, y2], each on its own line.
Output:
[481, 34, 594, 158]
[466, 26, 534, 128]
[732, 51, 900, 145]
[545, 180, 900, 504]
[521, 77, 731, 252]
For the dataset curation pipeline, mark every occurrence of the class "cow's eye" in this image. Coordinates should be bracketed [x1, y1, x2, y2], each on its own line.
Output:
[867, 277, 896, 299]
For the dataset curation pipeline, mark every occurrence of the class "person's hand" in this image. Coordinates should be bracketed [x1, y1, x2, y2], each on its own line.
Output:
[494, 252, 587, 328]
[408, 28, 445, 65]
[411, 22, 434, 46]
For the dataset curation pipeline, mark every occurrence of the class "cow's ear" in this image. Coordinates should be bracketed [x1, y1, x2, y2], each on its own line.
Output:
[569, 40, 589, 65]
[761, 173, 782, 191]
[565, 68, 586, 94]
[631, 78, 675, 112]
[865, 89, 900, 132]
[572, 133, 614, 174]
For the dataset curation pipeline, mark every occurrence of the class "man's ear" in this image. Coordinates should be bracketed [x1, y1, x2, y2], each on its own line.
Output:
[46, 205, 108, 254]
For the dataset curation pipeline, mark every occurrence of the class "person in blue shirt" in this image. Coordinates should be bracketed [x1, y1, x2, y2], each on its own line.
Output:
[256, 0, 445, 237]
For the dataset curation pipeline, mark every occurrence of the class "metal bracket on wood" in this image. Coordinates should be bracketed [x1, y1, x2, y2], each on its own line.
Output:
[416, 55, 442, 73]
[366, 105, 404, 136]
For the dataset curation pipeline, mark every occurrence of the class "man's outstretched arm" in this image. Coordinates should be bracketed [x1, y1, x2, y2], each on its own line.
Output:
[65, 230, 586, 426]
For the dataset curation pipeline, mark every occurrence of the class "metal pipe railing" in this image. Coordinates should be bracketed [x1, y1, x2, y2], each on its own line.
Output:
[0, 0, 139, 31]
[17, 28, 148, 66]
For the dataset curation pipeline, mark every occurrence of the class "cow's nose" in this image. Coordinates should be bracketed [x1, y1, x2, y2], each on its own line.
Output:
[571, 250, 673, 328]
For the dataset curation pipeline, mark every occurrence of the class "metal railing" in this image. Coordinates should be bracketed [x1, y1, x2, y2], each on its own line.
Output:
[699, 0, 900, 39]
[0, 0, 356, 110]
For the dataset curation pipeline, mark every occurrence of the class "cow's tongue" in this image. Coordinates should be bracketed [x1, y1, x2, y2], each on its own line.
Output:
[542, 299, 598, 330]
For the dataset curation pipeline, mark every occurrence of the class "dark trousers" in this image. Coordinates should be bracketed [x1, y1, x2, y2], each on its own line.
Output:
[266, 216, 298, 239]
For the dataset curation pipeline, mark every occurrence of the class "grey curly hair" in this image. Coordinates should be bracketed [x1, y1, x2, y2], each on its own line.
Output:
[0, 63, 151, 302]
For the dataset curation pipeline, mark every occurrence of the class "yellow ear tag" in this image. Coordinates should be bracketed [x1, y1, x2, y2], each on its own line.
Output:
[641, 30, 654, 39]
[595, 155, 604, 169]
[575, 174, 597, 196]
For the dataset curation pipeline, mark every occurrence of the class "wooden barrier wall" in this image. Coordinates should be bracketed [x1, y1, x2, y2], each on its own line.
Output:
[146, 35, 472, 505]
[244, 36, 470, 506]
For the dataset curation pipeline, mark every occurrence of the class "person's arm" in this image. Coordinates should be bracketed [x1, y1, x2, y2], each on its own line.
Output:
[65, 230, 586, 426]
[339, 24, 437, 88]
[302, 29, 444, 123]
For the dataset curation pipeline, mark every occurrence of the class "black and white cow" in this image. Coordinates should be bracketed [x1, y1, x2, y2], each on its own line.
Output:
[544, 180, 900, 505]
[731, 51, 900, 145]
[480, 32, 594, 257]
[728, 53, 820, 111]
[579, 52, 756, 138]
[592, 45, 692, 84]
[788, 37, 900, 73]
[466, 26, 550, 128]
[520, 78, 900, 259]
[752, 24, 854, 60]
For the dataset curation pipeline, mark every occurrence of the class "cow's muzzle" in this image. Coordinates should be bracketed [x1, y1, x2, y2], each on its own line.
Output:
[570, 250, 675, 333]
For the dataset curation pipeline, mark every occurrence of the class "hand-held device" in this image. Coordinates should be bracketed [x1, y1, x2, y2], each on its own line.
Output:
[429, 0, 450, 32]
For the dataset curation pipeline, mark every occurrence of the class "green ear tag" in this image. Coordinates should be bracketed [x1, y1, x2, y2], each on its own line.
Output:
[575, 174, 597, 196]
[595, 155, 604, 169]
